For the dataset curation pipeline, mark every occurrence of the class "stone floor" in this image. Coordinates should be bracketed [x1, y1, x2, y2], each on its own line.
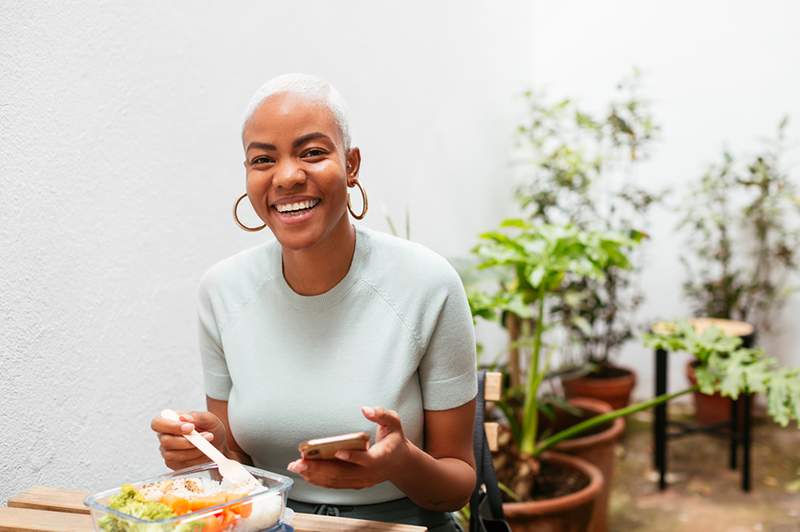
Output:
[609, 404, 800, 532]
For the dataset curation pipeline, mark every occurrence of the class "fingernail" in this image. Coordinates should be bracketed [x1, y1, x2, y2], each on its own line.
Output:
[202, 432, 213, 441]
[181, 423, 194, 433]
[362, 406, 375, 416]
[335, 451, 349, 460]
[294, 462, 307, 473]
[286, 462, 296, 472]
[180, 414, 194, 422]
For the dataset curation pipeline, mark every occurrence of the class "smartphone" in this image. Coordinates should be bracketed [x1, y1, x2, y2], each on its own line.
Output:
[298, 431, 370, 460]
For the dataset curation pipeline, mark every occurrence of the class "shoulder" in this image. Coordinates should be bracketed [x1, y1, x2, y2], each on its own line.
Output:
[198, 239, 277, 303]
[359, 227, 464, 298]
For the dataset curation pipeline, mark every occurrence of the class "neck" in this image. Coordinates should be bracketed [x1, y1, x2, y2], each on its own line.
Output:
[281, 215, 356, 296]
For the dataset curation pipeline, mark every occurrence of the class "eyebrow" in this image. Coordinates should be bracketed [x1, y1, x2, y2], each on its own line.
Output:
[245, 132, 334, 154]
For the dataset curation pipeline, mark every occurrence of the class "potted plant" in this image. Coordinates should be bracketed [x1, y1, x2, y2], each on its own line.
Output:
[678, 118, 800, 424]
[512, 71, 663, 409]
[469, 219, 642, 531]
[466, 219, 800, 531]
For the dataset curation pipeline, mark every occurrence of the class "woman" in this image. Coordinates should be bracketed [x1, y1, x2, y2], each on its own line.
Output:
[151, 74, 477, 531]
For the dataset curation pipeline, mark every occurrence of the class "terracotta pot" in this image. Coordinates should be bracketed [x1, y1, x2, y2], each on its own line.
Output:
[686, 361, 749, 427]
[561, 366, 637, 410]
[503, 451, 604, 532]
[547, 398, 624, 532]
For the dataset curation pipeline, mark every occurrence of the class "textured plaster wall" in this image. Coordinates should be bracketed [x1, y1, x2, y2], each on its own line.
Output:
[529, 0, 800, 397]
[0, 1, 532, 501]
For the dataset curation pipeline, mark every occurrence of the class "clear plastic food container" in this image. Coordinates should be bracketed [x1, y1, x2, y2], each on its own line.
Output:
[84, 463, 293, 531]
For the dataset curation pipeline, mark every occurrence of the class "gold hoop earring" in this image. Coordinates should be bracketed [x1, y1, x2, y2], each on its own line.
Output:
[233, 193, 266, 232]
[347, 181, 368, 220]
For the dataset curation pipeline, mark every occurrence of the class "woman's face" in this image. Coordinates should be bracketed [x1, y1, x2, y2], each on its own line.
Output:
[242, 92, 360, 250]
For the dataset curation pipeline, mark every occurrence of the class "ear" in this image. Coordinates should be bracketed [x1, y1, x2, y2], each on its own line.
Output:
[345, 147, 362, 186]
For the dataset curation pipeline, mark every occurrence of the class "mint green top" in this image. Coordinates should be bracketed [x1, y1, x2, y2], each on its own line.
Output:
[197, 226, 477, 505]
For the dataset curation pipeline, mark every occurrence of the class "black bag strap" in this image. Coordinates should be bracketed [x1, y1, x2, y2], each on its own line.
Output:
[469, 371, 507, 532]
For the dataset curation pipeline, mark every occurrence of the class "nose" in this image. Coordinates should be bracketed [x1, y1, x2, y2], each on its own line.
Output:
[273, 158, 307, 190]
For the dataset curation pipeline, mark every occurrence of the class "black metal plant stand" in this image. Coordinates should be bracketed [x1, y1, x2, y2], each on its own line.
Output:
[652, 331, 755, 492]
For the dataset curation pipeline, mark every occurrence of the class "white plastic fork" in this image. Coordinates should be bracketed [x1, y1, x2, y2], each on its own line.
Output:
[160, 409, 258, 487]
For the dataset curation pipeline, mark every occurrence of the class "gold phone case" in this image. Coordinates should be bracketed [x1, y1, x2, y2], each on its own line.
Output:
[298, 431, 370, 460]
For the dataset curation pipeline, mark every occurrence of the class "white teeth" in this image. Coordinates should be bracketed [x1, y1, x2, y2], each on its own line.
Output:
[275, 199, 319, 213]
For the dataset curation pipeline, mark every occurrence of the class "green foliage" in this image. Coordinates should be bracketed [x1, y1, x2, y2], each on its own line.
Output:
[471, 218, 641, 455]
[645, 322, 800, 428]
[679, 118, 800, 331]
[513, 70, 663, 365]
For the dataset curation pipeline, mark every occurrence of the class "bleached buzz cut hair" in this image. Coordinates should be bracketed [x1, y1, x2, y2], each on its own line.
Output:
[242, 73, 352, 151]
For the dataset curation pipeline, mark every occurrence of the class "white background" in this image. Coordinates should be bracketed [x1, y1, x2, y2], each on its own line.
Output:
[1, 0, 799, 503]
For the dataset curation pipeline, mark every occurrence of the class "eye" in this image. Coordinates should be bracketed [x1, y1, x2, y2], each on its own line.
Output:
[250, 155, 274, 166]
[302, 148, 327, 158]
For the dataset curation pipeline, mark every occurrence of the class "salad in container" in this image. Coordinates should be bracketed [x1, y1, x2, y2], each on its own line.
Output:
[84, 463, 293, 531]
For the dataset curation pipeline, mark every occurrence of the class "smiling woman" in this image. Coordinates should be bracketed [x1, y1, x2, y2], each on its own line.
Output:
[149, 74, 477, 531]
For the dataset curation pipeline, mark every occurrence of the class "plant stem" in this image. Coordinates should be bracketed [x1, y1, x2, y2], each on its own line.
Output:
[505, 313, 521, 389]
[521, 294, 546, 455]
[532, 386, 697, 457]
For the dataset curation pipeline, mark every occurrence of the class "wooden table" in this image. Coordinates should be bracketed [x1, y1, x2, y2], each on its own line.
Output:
[0, 486, 426, 531]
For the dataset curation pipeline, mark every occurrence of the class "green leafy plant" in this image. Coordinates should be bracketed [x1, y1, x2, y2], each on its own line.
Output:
[645, 322, 800, 428]
[513, 70, 663, 369]
[468, 217, 800, 500]
[470, 218, 642, 496]
[680, 118, 800, 331]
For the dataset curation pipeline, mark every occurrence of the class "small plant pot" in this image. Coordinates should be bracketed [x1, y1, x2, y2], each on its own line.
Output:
[561, 365, 637, 410]
[543, 397, 624, 532]
[686, 360, 749, 427]
[503, 451, 604, 532]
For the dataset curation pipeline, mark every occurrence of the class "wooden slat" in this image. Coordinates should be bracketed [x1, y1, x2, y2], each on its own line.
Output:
[294, 513, 425, 531]
[0, 507, 93, 531]
[484, 422, 499, 452]
[688, 317, 754, 338]
[484, 372, 502, 402]
[652, 318, 754, 338]
[3, 488, 426, 531]
[7, 487, 90, 514]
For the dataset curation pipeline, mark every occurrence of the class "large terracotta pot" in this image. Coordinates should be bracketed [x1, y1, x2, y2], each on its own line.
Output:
[561, 366, 637, 410]
[545, 398, 624, 532]
[503, 451, 604, 532]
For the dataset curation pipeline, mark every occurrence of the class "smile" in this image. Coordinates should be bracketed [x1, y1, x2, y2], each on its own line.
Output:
[273, 198, 321, 215]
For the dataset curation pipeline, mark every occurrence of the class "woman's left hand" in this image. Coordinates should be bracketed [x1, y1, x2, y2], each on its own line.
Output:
[287, 406, 410, 489]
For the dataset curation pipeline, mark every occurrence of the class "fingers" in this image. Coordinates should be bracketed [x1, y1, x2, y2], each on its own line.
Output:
[286, 459, 373, 490]
[152, 410, 218, 470]
[361, 406, 402, 430]
[184, 410, 220, 431]
[151, 412, 197, 436]
[164, 453, 210, 471]
[333, 449, 371, 466]
[158, 432, 213, 451]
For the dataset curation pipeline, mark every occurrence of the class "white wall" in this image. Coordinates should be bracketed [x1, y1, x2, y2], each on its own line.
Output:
[0, 1, 532, 502]
[528, 0, 800, 398]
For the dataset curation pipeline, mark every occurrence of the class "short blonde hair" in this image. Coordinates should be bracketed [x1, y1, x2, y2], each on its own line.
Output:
[242, 73, 352, 150]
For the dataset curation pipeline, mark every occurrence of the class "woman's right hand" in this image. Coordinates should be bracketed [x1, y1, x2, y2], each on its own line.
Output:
[151, 410, 228, 470]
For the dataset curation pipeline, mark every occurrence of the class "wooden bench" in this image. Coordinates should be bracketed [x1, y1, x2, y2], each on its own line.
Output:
[0, 486, 425, 531]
